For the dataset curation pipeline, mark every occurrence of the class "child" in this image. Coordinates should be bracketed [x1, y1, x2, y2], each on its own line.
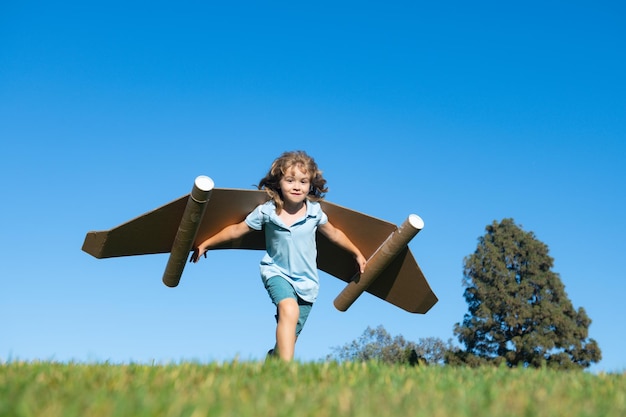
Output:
[190, 150, 367, 361]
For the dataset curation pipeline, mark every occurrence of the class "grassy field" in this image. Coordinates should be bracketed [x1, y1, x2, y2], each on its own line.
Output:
[1, 360, 624, 417]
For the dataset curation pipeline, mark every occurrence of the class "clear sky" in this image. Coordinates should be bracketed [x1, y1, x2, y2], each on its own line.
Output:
[1, 1, 624, 373]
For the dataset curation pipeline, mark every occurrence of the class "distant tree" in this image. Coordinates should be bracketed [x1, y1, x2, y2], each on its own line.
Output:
[328, 325, 453, 366]
[450, 218, 601, 369]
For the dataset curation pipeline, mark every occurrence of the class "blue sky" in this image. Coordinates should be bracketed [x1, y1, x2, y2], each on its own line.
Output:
[1, 1, 624, 373]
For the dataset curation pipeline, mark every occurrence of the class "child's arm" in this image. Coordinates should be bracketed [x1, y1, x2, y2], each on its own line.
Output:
[190, 220, 253, 263]
[319, 221, 367, 274]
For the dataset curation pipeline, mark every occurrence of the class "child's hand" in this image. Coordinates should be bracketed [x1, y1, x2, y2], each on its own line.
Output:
[355, 253, 367, 274]
[189, 246, 207, 263]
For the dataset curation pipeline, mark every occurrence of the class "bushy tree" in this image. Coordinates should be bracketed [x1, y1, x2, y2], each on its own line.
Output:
[451, 218, 601, 369]
[328, 325, 452, 366]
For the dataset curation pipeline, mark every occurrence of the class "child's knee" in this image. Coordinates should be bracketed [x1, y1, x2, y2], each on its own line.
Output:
[277, 298, 300, 323]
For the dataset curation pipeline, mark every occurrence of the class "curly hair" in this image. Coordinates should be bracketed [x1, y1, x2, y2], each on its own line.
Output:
[257, 150, 328, 214]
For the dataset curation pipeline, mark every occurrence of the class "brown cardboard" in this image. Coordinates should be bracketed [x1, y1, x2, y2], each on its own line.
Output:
[82, 187, 437, 313]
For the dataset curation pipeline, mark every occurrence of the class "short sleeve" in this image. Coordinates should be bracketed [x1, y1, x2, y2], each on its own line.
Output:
[245, 204, 265, 231]
[319, 208, 328, 225]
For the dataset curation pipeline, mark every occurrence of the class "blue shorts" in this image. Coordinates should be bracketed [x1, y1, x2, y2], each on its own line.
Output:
[264, 276, 313, 337]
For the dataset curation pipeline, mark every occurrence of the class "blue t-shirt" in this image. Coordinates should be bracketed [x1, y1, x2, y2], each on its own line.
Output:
[245, 200, 328, 303]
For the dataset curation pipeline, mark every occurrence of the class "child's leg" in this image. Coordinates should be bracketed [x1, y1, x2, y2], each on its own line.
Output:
[264, 276, 314, 361]
[265, 277, 300, 361]
[275, 297, 299, 360]
[272, 299, 313, 360]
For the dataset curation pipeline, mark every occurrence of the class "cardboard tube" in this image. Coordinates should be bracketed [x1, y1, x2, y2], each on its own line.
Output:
[333, 214, 424, 311]
[162, 176, 214, 287]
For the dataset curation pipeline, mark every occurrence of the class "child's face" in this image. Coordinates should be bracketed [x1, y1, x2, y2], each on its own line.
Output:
[279, 165, 311, 206]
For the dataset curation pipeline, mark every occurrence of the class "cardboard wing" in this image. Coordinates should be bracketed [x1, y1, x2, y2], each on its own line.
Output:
[83, 184, 437, 314]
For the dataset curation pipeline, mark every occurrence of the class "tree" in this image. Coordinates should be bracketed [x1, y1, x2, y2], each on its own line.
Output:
[451, 218, 601, 369]
[328, 325, 452, 366]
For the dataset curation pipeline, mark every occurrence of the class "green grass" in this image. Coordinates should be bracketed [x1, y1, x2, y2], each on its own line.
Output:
[1, 360, 624, 417]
